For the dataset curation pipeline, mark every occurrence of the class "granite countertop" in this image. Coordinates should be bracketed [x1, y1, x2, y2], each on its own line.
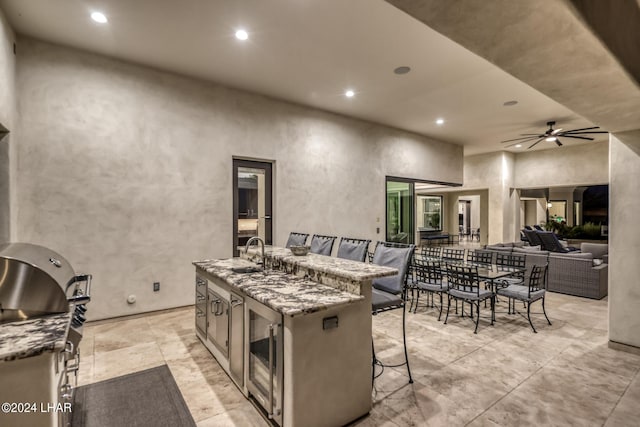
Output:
[242, 246, 397, 281]
[0, 312, 72, 362]
[193, 258, 365, 317]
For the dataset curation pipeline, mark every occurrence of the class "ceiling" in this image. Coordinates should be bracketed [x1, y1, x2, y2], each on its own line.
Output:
[0, 0, 609, 155]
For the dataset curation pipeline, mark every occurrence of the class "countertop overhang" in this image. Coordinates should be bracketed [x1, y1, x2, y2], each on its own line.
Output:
[194, 258, 365, 317]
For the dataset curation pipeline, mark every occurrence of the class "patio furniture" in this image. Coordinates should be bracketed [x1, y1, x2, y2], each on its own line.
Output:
[336, 237, 371, 262]
[497, 264, 551, 333]
[421, 246, 442, 259]
[467, 249, 493, 266]
[442, 248, 465, 262]
[285, 232, 309, 248]
[371, 242, 415, 384]
[411, 258, 448, 320]
[444, 264, 494, 334]
[309, 234, 337, 256]
[537, 231, 579, 253]
[523, 229, 543, 247]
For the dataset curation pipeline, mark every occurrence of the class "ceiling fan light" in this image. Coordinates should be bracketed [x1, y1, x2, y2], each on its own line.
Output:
[545, 136, 557, 142]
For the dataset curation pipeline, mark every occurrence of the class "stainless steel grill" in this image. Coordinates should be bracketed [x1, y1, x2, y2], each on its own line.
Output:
[0, 242, 91, 324]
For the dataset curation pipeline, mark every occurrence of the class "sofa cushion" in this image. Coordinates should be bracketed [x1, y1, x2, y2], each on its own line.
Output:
[513, 246, 545, 253]
[581, 243, 608, 259]
[551, 252, 593, 260]
[593, 258, 604, 266]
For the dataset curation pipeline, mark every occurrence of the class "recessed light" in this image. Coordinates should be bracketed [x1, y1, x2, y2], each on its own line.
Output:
[235, 29, 249, 41]
[503, 100, 518, 106]
[515, 144, 522, 148]
[436, 118, 444, 125]
[394, 66, 411, 75]
[91, 12, 108, 23]
[345, 90, 355, 98]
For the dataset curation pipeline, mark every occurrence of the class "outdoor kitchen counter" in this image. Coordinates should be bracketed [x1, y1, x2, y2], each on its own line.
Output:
[0, 312, 71, 361]
[241, 245, 397, 295]
[193, 258, 365, 317]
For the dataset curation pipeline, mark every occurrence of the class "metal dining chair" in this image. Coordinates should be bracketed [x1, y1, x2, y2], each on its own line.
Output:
[444, 264, 494, 334]
[411, 258, 448, 320]
[497, 264, 551, 333]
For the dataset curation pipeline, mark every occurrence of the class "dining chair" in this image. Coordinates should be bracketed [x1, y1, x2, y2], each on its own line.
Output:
[309, 234, 337, 256]
[411, 258, 448, 320]
[497, 264, 551, 333]
[371, 242, 415, 384]
[442, 248, 465, 262]
[444, 264, 494, 334]
[496, 253, 526, 286]
[467, 249, 493, 266]
[285, 232, 309, 248]
[421, 246, 442, 259]
[336, 237, 371, 262]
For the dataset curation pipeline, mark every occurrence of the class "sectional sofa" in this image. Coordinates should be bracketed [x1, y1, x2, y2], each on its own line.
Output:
[483, 242, 608, 299]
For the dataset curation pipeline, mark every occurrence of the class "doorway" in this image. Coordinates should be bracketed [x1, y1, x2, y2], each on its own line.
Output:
[232, 159, 273, 255]
[385, 179, 414, 244]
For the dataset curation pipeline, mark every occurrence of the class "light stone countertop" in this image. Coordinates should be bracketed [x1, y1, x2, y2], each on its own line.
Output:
[0, 312, 71, 361]
[242, 245, 397, 281]
[193, 258, 366, 317]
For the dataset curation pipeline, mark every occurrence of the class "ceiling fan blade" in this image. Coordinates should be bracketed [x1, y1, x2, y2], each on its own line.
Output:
[561, 130, 609, 135]
[501, 135, 543, 143]
[528, 138, 545, 149]
[551, 128, 563, 135]
[560, 135, 594, 141]
[555, 137, 563, 147]
[562, 126, 601, 132]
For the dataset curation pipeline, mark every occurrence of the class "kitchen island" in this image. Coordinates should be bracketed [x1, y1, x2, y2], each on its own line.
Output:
[193, 252, 396, 427]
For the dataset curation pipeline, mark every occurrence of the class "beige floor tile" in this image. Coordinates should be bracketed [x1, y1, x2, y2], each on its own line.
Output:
[92, 341, 165, 382]
[75, 291, 640, 426]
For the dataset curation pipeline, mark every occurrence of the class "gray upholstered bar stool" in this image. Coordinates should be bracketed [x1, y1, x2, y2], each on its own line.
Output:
[309, 234, 337, 256]
[371, 242, 415, 385]
[285, 232, 309, 248]
[336, 237, 371, 262]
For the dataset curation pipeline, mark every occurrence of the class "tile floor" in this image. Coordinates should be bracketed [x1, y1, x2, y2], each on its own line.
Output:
[79, 291, 640, 426]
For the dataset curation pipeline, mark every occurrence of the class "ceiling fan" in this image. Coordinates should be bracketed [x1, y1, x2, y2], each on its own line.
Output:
[501, 121, 608, 149]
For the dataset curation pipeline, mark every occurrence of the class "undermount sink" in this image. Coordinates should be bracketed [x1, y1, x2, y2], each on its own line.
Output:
[231, 266, 263, 274]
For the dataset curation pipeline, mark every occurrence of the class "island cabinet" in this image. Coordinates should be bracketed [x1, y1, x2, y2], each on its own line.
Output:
[193, 251, 396, 427]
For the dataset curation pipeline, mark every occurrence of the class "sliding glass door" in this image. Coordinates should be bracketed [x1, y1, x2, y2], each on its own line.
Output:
[385, 179, 414, 244]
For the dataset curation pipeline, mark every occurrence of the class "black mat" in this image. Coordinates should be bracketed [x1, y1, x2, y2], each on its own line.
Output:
[72, 365, 195, 427]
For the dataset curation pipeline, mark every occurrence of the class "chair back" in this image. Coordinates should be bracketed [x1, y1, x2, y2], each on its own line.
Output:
[442, 248, 465, 262]
[414, 258, 443, 285]
[524, 229, 543, 246]
[336, 237, 370, 262]
[528, 264, 548, 295]
[537, 231, 567, 253]
[285, 232, 309, 248]
[309, 234, 336, 256]
[421, 246, 442, 259]
[496, 253, 526, 279]
[467, 250, 493, 266]
[371, 243, 415, 295]
[446, 264, 480, 295]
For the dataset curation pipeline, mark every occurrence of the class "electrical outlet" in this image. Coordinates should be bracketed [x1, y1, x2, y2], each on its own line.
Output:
[153, 282, 160, 292]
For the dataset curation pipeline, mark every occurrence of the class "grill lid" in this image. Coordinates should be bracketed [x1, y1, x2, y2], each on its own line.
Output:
[0, 243, 79, 323]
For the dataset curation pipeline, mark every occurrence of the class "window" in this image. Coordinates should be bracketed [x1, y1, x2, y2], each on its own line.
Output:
[420, 196, 442, 231]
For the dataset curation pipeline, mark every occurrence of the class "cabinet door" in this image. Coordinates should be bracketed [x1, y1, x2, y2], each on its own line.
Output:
[207, 290, 229, 357]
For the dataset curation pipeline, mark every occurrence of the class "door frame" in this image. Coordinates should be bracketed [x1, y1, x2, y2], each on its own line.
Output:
[232, 158, 274, 255]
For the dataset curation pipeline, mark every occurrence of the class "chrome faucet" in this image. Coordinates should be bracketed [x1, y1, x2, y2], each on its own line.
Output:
[245, 236, 266, 268]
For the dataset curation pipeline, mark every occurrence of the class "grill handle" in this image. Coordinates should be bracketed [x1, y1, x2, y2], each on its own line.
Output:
[67, 274, 92, 304]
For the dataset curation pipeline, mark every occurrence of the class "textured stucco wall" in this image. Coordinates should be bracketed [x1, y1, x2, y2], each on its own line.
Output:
[0, 7, 15, 243]
[15, 38, 462, 320]
[514, 142, 608, 188]
[462, 152, 515, 243]
[609, 133, 640, 348]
